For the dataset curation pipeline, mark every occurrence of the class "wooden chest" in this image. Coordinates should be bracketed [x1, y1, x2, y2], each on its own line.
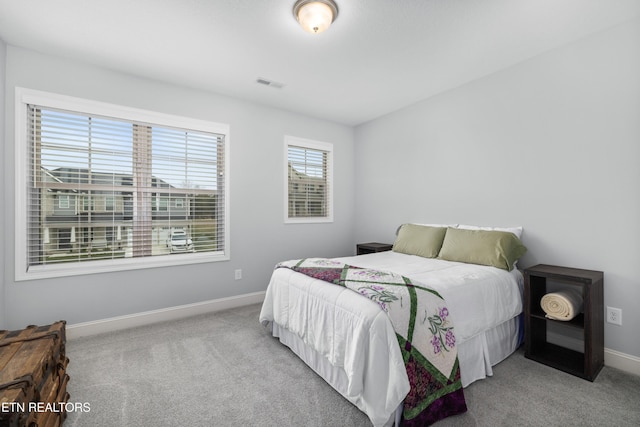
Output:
[0, 321, 70, 427]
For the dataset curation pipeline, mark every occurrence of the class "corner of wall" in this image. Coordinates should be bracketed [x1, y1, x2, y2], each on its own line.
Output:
[0, 37, 8, 329]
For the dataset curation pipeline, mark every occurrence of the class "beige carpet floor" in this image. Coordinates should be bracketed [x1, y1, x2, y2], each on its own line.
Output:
[64, 303, 640, 426]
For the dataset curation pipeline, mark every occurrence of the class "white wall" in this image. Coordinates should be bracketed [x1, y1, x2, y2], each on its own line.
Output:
[2, 46, 355, 329]
[354, 19, 640, 358]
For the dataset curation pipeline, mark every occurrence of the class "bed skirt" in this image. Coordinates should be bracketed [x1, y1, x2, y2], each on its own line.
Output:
[267, 315, 521, 426]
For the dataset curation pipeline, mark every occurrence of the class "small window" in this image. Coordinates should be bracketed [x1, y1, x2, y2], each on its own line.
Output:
[82, 196, 95, 212]
[58, 194, 70, 209]
[285, 136, 333, 223]
[105, 195, 115, 212]
[156, 197, 169, 211]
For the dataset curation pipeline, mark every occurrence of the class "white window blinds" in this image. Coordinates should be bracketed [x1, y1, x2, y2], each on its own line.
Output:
[285, 136, 333, 223]
[20, 96, 227, 277]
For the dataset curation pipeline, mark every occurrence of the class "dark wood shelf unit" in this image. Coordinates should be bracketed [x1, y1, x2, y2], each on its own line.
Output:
[529, 312, 585, 330]
[527, 342, 586, 378]
[356, 242, 393, 255]
[524, 264, 604, 381]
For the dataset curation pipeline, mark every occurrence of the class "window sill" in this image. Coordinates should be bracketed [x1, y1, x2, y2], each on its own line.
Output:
[16, 251, 229, 282]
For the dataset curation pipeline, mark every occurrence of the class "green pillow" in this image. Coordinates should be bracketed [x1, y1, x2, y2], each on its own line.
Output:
[392, 224, 447, 258]
[438, 228, 527, 271]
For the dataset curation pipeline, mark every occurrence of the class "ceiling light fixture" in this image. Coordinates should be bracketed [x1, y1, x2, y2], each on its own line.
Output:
[293, 0, 339, 34]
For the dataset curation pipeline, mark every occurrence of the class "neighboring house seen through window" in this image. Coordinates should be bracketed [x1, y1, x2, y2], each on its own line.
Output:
[15, 88, 230, 280]
[285, 136, 333, 223]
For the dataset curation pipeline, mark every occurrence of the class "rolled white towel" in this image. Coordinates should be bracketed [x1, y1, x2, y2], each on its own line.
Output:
[540, 289, 583, 321]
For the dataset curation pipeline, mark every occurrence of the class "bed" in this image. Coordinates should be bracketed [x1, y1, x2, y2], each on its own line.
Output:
[259, 224, 527, 426]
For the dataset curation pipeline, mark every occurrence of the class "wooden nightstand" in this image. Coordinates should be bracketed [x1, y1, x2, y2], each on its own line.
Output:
[356, 242, 393, 255]
[524, 264, 604, 381]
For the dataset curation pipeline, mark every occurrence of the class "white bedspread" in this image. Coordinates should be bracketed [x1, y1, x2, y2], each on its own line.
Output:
[334, 252, 524, 344]
[259, 251, 523, 426]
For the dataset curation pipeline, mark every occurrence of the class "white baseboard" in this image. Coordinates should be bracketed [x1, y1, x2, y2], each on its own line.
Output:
[547, 331, 640, 377]
[67, 291, 266, 340]
[605, 348, 640, 377]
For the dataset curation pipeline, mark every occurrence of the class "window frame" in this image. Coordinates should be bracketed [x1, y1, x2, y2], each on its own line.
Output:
[14, 87, 230, 281]
[284, 135, 333, 224]
[57, 194, 70, 209]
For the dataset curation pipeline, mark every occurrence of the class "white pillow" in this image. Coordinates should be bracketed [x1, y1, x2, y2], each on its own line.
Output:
[413, 223, 458, 228]
[397, 223, 457, 235]
[456, 224, 523, 239]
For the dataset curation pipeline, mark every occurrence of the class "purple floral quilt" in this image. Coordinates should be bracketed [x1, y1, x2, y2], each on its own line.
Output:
[277, 258, 467, 426]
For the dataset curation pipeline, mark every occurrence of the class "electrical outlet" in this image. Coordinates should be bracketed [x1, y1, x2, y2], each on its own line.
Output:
[606, 307, 622, 326]
[234, 269, 242, 280]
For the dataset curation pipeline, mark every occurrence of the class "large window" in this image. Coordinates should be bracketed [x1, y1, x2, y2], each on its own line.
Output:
[15, 88, 229, 280]
[285, 136, 333, 223]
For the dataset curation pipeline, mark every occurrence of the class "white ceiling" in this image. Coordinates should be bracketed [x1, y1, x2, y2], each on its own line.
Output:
[0, 0, 638, 126]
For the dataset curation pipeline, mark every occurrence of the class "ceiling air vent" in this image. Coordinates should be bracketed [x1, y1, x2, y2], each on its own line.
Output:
[256, 77, 284, 89]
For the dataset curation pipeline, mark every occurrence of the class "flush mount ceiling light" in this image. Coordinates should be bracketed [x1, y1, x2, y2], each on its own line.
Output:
[293, 0, 339, 34]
